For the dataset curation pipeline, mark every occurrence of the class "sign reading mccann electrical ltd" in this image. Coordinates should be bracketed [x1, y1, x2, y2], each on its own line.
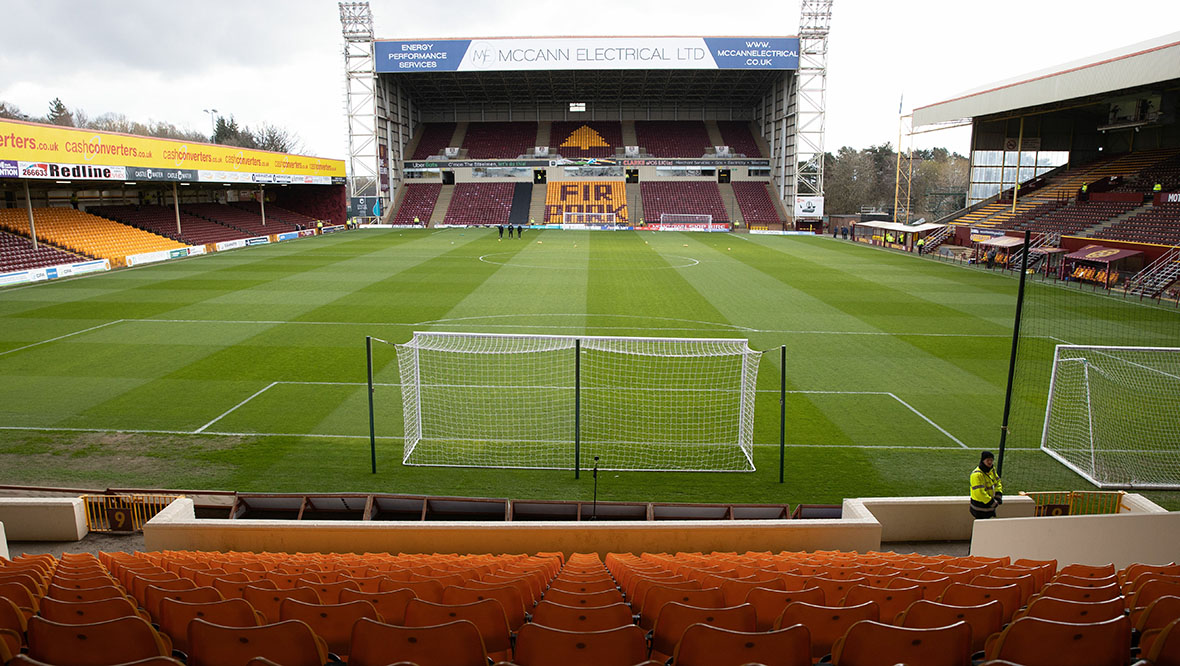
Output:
[0, 119, 345, 184]
[375, 37, 799, 73]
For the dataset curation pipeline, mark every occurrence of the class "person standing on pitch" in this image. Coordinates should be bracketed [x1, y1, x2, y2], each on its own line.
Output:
[497, 224, 504, 239]
[517, 224, 523, 239]
[969, 451, 1003, 519]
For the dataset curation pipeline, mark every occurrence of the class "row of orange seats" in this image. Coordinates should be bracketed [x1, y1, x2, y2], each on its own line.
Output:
[3, 549, 1180, 666]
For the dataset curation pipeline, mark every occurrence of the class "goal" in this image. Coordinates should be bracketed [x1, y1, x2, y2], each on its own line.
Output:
[395, 332, 761, 472]
[563, 212, 617, 225]
[660, 213, 713, 226]
[1041, 345, 1180, 489]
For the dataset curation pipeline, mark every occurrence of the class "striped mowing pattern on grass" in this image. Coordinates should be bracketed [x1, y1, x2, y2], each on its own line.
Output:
[1, 229, 1177, 508]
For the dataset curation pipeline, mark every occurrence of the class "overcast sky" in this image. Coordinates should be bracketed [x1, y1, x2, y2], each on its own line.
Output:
[0, 0, 1175, 161]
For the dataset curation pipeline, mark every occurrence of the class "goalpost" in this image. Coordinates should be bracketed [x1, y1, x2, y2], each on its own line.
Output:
[395, 332, 761, 472]
[660, 213, 713, 230]
[1041, 345, 1180, 489]
[563, 212, 617, 226]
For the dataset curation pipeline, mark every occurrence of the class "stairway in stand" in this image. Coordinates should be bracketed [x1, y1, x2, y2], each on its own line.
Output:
[431, 185, 454, 225]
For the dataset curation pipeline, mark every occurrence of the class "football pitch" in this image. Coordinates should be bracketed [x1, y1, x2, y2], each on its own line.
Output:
[1, 229, 1177, 509]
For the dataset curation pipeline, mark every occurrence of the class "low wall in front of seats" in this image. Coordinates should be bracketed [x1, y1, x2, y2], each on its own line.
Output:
[854, 495, 1036, 542]
[145, 499, 882, 557]
[971, 494, 1177, 569]
[0, 522, 8, 559]
[0, 498, 88, 541]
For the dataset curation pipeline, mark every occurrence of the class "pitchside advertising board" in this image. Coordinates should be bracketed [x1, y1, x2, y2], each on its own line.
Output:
[0, 119, 345, 185]
[375, 37, 800, 73]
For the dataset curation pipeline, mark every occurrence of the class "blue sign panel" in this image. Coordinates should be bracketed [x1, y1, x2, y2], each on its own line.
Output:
[375, 38, 799, 73]
[703, 38, 799, 70]
[376, 40, 471, 72]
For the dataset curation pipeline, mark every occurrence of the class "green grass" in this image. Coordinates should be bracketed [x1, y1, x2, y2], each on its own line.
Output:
[1, 229, 1177, 509]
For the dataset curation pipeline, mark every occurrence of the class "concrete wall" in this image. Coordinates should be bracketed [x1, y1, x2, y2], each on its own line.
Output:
[145, 499, 881, 557]
[855, 495, 1036, 542]
[142, 494, 1171, 562]
[971, 497, 1178, 569]
[0, 522, 8, 560]
[0, 498, 87, 542]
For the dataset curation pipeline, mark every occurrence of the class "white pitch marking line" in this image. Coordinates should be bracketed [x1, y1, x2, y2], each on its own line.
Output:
[0, 425, 1011, 450]
[0, 319, 125, 357]
[118, 317, 1027, 338]
[194, 382, 278, 434]
[886, 392, 967, 448]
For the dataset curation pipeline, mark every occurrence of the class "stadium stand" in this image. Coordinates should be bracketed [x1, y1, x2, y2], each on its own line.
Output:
[0, 208, 188, 264]
[635, 120, 712, 157]
[442, 182, 516, 225]
[273, 188, 346, 227]
[0, 228, 84, 272]
[544, 181, 629, 224]
[2, 548, 1178, 665]
[1095, 202, 1180, 245]
[182, 203, 297, 236]
[411, 122, 458, 160]
[93, 205, 246, 245]
[1011, 200, 1142, 236]
[731, 181, 784, 224]
[462, 122, 539, 158]
[231, 201, 320, 229]
[717, 120, 765, 157]
[392, 183, 442, 225]
[640, 181, 729, 223]
[550, 121, 623, 158]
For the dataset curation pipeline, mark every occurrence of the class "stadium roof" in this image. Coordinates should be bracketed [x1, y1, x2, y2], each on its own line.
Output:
[913, 32, 1180, 127]
[375, 36, 798, 107]
[387, 69, 788, 107]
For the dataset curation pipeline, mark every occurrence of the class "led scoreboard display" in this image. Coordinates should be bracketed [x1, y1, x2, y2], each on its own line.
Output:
[375, 37, 799, 72]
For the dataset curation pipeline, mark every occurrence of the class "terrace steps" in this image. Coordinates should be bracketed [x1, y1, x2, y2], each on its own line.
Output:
[718, 183, 743, 226]
[431, 185, 455, 225]
[448, 123, 468, 150]
[705, 121, 726, 148]
[626, 183, 644, 225]
[621, 121, 638, 148]
[528, 184, 548, 225]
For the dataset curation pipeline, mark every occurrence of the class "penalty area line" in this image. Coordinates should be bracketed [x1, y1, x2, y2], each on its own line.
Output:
[887, 392, 966, 448]
[0, 320, 125, 358]
[194, 382, 278, 434]
[0, 424, 1033, 450]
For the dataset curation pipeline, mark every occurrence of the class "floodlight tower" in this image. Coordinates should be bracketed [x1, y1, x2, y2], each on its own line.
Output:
[340, 2, 379, 206]
[792, 0, 832, 219]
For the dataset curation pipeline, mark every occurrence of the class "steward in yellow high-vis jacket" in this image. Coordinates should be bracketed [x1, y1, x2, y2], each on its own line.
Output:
[969, 450, 1003, 519]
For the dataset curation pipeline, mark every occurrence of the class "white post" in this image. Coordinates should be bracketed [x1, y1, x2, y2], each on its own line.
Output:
[172, 182, 181, 236]
[259, 186, 266, 226]
[24, 181, 37, 250]
[1082, 361, 1098, 478]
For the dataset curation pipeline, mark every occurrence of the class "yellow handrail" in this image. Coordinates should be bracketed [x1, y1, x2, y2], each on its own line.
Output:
[82, 494, 182, 532]
[1019, 490, 1126, 516]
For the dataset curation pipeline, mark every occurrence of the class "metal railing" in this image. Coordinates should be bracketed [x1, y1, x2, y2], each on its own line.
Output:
[1019, 490, 1126, 516]
[82, 494, 182, 532]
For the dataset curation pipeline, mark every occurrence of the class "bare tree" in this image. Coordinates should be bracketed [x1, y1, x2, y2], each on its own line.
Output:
[252, 122, 303, 154]
[0, 101, 31, 121]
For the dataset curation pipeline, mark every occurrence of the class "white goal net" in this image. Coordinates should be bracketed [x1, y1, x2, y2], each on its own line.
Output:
[660, 213, 713, 224]
[563, 212, 617, 225]
[1041, 345, 1180, 489]
[395, 332, 761, 472]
